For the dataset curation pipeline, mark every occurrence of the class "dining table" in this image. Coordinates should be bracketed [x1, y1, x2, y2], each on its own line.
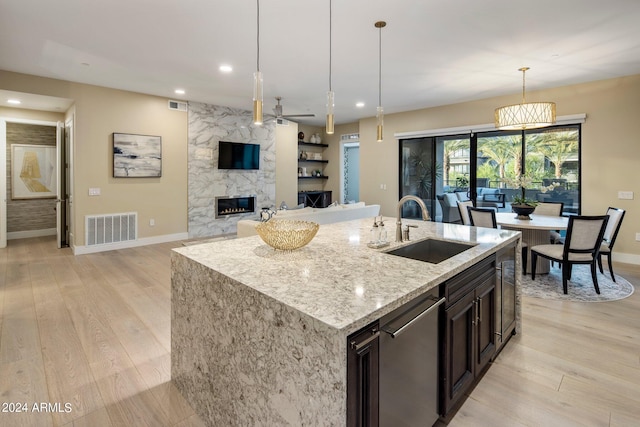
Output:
[495, 212, 569, 274]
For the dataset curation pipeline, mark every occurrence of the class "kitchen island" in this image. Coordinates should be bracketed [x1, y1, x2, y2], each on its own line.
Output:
[171, 218, 521, 426]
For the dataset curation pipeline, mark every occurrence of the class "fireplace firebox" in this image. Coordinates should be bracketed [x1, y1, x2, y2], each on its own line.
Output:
[215, 196, 256, 218]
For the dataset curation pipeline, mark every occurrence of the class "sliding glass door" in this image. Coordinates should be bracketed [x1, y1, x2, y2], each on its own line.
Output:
[400, 124, 581, 223]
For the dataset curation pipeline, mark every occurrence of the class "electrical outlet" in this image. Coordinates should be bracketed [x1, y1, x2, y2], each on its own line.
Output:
[149, 219, 155, 226]
[88, 187, 101, 196]
[636, 232, 640, 241]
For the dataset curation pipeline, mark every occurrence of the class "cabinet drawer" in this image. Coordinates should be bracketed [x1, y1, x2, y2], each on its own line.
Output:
[445, 255, 496, 306]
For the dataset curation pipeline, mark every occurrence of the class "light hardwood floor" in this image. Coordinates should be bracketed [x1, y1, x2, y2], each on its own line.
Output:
[1, 236, 639, 426]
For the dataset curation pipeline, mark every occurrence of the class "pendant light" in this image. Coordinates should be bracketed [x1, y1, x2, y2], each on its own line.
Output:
[253, 0, 263, 125]
[375, 21, 386, 142]
[326, 0, 335, 134]
[494, 67, 556, 130]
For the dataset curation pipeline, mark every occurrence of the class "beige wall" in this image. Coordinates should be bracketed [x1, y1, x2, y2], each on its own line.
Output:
[357, 74, 640, 261]
[1, 70, 189, 248]
[275, 121, 299, 208]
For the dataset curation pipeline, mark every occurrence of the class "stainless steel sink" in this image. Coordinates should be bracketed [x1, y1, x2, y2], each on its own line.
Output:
[385, 239, 476, 264]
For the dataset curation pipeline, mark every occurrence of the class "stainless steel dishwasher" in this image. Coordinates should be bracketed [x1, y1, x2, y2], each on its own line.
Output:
[379, 289, 445, 426]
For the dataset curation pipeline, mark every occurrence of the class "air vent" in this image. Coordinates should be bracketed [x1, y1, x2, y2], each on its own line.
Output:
[168, 100, 188, 112]
[276, 118, 289, 126]
[85, 212, 137, 246]
[341, 133, 360, 141]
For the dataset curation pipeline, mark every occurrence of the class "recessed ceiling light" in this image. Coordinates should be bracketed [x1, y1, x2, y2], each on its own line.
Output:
[7, 99, 21, 105]
[175, 89, 186, 95]
[356, 102, 365, 108]
[219, 65, 233, 73]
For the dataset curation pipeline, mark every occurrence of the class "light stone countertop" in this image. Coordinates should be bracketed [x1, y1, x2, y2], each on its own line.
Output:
[173, 217, 521, 335]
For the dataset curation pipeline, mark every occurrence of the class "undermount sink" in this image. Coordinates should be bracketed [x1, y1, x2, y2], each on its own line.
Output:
[385, 238, 476, 264]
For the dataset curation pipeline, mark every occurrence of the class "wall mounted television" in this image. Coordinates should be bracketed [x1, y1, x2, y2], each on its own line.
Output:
[218, 141, 260, 170]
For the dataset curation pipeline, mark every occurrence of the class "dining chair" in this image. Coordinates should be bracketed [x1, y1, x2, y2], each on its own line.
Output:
[457, 200, 474, 225]
[468, 207, 528, 274]
[468, 207, 497, 228]
[531, 215, 609, 294]
[598, 207, 626, 282]
[534, 202, 564, 244]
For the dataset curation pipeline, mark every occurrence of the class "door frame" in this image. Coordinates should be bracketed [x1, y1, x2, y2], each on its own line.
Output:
[339, 138, 360, 204]
[0, 117, 60, 247]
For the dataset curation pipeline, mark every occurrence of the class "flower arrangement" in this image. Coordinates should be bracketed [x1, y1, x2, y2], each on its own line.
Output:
[504, 174, 560, 206]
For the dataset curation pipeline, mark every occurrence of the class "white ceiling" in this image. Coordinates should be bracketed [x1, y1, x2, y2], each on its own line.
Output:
[2, 0, 640, 126]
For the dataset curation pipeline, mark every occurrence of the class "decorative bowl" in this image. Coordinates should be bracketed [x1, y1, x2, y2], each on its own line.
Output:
[255, 219, 319, 250]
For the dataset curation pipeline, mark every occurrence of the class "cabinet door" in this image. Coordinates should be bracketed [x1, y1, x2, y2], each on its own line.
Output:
[442, 291, 476, 414]
[475, 277, 496, 373]
[495, 244, 516, 350]
[347, 323, 380, 427]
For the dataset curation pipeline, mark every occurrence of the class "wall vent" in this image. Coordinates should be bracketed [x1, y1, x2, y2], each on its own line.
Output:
[341, 133, 360, 142]
[276, 118, 289, 126]
[168, 100, 188, 112]
[85, 212, 137, 246]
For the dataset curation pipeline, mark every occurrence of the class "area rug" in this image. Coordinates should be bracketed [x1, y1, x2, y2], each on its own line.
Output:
[519, 264, 634, 302]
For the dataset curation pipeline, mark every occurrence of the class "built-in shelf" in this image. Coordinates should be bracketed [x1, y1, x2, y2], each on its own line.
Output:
[298, 140, 329, 148]
[298, 159, 328, 163]
[298, 176, 329, 180]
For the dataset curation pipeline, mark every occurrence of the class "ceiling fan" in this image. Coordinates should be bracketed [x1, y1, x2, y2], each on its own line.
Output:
[266, 96, 315, 124]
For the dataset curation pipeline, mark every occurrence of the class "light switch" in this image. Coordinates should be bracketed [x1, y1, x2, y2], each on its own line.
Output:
[89, 187, 101, 196]
[618, 191, 634, 200]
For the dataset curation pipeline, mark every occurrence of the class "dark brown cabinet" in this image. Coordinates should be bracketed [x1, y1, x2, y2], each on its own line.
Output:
[441, 256, 496, 416]
[347, 322, 380, 427]
[298, 190, 332, 208]
[495, 242, 517, 353]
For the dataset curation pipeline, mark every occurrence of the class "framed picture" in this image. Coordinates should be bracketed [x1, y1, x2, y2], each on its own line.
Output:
[113, 132, 162, 177]
[11, 144, 57, 200]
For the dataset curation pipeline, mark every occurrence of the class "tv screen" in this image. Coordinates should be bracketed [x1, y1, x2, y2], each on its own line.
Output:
[218, 141, 260, 170]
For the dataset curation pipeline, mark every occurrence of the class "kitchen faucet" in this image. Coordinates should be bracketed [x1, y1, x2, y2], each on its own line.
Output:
[396, 195, 431, 242]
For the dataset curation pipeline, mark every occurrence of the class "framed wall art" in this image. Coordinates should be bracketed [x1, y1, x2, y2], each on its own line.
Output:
[11, 144, 57, 200]
[113, 132, 162, 177]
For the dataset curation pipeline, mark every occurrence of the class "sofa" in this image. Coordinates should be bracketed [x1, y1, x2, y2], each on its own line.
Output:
[236, 202, 381, 238]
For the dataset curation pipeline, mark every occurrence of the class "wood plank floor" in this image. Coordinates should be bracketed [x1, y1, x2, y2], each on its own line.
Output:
[1, 236, 639, 426]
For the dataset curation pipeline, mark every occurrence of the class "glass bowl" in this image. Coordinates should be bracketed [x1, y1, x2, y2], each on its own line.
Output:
[255, 219, 319, 250]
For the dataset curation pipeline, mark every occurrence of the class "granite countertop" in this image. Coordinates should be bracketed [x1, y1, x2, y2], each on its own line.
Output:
[173, 217, 520, 335]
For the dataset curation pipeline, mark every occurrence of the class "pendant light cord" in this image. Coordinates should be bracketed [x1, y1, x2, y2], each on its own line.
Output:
[329, 0, 332, 91]
[378, 25, 382, 107]
[256, 0, 260, 72]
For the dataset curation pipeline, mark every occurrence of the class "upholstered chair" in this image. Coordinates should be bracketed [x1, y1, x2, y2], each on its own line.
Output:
[467, 206, 528, 274]
[534, 202, 565, 244]
[598, 207, 626, 282]
[456, 200, 474, 226]
[531, 215, 609, 294]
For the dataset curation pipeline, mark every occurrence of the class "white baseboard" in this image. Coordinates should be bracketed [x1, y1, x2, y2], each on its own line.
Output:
[72, 232, 189, 255]
[7, 228, 57, 240]
[613, 252, 640, 266]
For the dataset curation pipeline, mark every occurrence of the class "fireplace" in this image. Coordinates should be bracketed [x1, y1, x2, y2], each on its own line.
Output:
[215, 195, 256, 218]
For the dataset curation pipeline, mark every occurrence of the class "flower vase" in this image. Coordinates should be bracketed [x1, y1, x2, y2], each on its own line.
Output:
[512, 204, 536, 220]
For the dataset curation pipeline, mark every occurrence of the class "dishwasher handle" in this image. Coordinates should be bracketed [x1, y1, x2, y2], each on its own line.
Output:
[382, 296, 446, 338]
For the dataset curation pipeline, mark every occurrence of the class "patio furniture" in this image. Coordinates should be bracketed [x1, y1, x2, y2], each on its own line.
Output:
[436, 194, 462, 223]
[531, 215, 609, 294]
[598, 207, 626, 282]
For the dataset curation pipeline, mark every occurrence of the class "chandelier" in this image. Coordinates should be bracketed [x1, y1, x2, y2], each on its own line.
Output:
[495, 67, 556, 130]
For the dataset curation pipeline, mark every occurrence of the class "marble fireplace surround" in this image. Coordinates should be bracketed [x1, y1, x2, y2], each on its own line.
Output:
[188, 102, 276, 238]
